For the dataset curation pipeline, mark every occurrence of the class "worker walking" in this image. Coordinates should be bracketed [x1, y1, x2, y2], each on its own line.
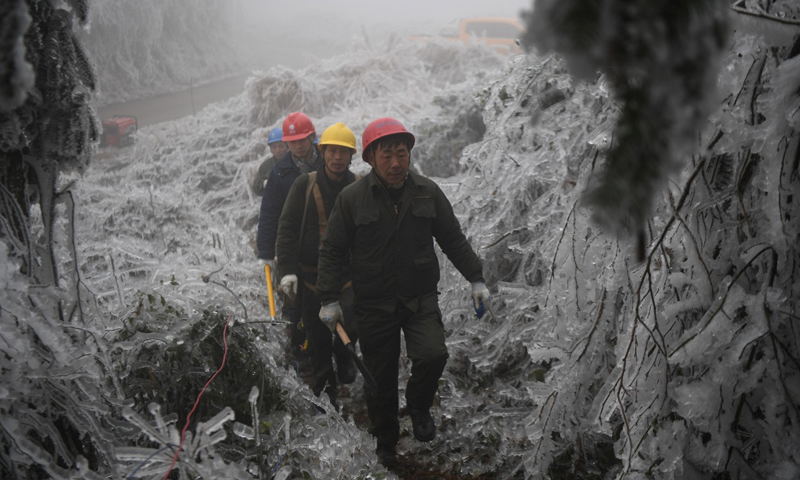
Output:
[276, 123, 360, 408]
[251, 127, 288, 197]
[315, 117, 490, 467]
[257, 112, 322, 360]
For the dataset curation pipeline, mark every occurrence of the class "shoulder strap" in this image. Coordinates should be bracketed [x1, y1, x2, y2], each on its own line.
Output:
[305, 172, 317, 202]
[302, 171, 358, 248]
[312, 182, 327, 245]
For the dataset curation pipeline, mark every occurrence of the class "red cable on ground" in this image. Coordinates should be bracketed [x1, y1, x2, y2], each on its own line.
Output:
[162, 312, 233, 480]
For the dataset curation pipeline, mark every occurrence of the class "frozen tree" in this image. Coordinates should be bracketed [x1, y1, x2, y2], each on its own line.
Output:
[0, 1, 105, 478]
[0, 0, 95, 309]
[522, 0, 731, 250]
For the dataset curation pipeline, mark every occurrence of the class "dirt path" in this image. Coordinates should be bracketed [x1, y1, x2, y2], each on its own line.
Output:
[95, 74, 251, 128]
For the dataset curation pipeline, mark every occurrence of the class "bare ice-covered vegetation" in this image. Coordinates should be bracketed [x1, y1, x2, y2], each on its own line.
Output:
[79, 1, 242, 106]
[1, 0, 799, 479]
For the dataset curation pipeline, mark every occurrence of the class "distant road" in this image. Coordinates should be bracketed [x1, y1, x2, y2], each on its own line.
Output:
[95, 74, 252, 128]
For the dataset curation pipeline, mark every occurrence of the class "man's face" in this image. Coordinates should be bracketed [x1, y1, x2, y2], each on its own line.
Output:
[287, 135, 313, 159]
[369, 143, 410, 186]
[269, 141, 288, 159]
[323, 145, 353, 178]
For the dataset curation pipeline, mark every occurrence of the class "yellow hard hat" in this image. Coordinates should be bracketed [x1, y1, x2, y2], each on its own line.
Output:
[319, 123, 357, 152]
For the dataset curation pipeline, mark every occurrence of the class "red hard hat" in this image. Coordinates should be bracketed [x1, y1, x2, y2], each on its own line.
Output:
[361, 117, 415, 161]
[282, 112, 315, 142]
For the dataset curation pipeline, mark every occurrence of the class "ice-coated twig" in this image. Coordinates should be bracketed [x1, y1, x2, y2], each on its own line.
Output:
[195, 406, 234, 438]
[248, 385, 263, 478]
[122, 406, 169, 445]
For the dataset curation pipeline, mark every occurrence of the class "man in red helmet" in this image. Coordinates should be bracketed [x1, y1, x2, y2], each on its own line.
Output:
[257, 112, 322, 360]
[315, 117, 490, 468]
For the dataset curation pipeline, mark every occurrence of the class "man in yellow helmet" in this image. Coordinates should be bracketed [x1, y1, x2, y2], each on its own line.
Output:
[275, 123, 361, 408]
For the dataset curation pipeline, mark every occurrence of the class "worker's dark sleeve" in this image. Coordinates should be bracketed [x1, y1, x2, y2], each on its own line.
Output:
[276, 175, 308, 279]
[432, 185, 484, 284]
[256, 169, 283, 259]
[316, 193, 354, 305]
[251, 156, 276, 196]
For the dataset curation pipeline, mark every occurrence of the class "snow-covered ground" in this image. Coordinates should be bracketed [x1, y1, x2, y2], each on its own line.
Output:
[18, 16, 800, 480]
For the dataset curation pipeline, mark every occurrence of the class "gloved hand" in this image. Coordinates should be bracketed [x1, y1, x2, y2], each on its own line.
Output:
[471, 282, 490, 318]
[319, 301, 343, 333]
[280, 274, 298, 301]
[258, 258, 275, 269]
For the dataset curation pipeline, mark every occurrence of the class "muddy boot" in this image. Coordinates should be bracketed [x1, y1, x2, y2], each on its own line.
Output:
[408, 408, 436, 442]
[375, 444, 397, 469]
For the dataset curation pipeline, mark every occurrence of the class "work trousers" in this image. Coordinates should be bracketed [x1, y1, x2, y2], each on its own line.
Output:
[356, 292, 448, 449]
[300, 281, 357, 397]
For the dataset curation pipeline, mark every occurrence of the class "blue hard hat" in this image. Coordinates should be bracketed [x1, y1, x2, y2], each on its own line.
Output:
[267, 127, 283, 144]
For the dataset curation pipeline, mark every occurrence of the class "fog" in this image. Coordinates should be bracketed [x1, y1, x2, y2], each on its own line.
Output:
[232, 0, 531, 69]
[83, 0, 531, 106]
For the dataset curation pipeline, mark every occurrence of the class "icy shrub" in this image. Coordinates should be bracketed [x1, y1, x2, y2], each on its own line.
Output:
[436, 10, 800, 476]
[0, 294, 111, 479]
[246, 72, 314, 127]
[546, 431, 620, 479]
[113, 295, 286, 469]
[116, 296, 286, 426]
[412, 93, 486, 178]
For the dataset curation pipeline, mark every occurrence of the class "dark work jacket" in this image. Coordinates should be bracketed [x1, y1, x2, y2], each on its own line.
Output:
[256, 147, 321, 259]
[276, 165, 359, 281]
[316, 169, 484, 309]
[251, 155, 279, 197]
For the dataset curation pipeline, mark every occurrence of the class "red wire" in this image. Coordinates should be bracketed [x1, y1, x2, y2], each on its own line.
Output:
[162, 312, 232, 480]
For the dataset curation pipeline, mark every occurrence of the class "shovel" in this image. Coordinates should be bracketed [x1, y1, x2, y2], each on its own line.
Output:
[335, 323, 377, 390]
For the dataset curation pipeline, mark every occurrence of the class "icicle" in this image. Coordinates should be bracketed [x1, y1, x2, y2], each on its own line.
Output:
[122, 406, 167, 444]
[196, 406, 234, 436]
[232, 422, 255, 440]
[147, 402, 169, 436]
[249, 385, 261, 448]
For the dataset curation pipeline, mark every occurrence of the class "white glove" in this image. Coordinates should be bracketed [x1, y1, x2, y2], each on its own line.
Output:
[280, 274, 298, 300]
[258, 258, 275, 269]
[471, 282, 490, 318]
[319, 301, 343, 332]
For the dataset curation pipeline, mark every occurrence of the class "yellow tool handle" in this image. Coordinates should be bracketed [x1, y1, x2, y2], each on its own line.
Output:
[264, 264, 276, 317]
[336, 322, 350, 344]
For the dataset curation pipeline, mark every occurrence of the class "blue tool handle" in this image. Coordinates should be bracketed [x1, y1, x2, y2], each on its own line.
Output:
[473, 298, 485, 319]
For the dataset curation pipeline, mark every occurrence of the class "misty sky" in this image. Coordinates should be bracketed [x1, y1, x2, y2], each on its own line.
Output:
[232, 0, 532, 69]
[242, 0, 531, 27]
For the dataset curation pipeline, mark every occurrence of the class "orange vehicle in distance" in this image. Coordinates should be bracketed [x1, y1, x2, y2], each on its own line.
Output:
[410, 17, 525, 55]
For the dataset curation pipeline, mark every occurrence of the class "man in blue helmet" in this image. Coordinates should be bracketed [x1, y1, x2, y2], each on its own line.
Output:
[251, 127, 288, 197]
